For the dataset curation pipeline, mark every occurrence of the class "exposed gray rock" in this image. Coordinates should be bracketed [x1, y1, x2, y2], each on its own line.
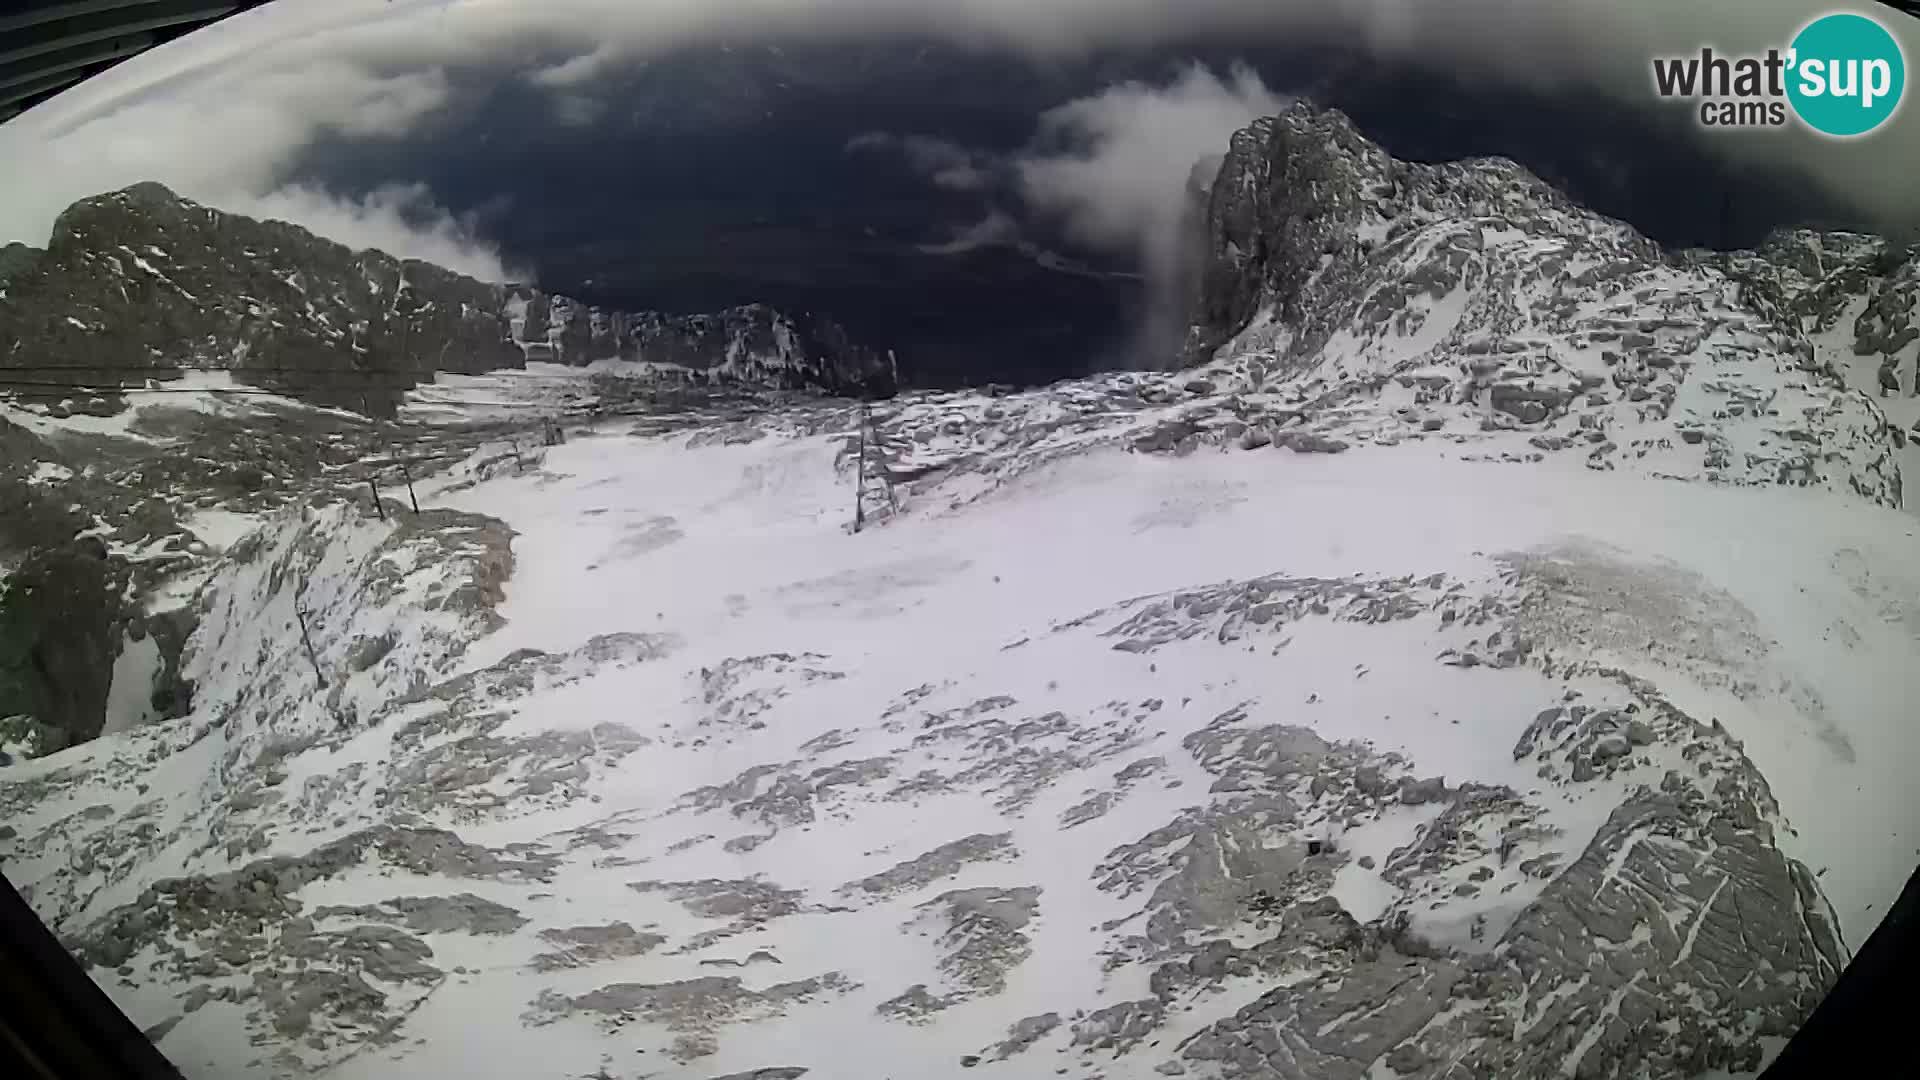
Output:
[846, 833, 1016, 897]
[629, 878, 804, 944]
[0, 537, 124, 748]
[1174, 710, 1842, 1078]
[876, 983, 951, 1022]
[917, 887, 1041, 1000]
[1593, 732, 1633, 759]
[69, 823, 554, 970]
[531, 972, 856, 1060]
[1072, 998, 1166, 1053]
[311, 893, 527, 936]
[1397, 775, 1448, 805]
[531, 922, 668, 972]
[1060, 790, 1120, 828]
[987, 1012, 1061, 1060]
[1276, 431, 1351, 454]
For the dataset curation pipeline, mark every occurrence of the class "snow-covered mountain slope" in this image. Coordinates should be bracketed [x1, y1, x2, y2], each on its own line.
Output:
[5, 408, 1919, 1079]
[3, 104, 1918, 1080]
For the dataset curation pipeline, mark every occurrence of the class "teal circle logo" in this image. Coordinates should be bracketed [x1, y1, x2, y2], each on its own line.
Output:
[1786, 12, 1906, 137]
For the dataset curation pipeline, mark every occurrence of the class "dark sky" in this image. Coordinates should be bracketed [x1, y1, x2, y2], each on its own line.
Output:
[291, 39, 1859, 388]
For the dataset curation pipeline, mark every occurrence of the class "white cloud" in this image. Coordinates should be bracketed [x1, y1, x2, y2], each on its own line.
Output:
[0, 22, 494, 276]
[850, 132, 997, 191]
[1016, 64, 1285, 270]
[916, 210, 1024, 254]
[243, 183, 520, 282]
[0, 0, 1913, 278]
[1011, 63, 1288, 364]
[531, 46, 620, 88]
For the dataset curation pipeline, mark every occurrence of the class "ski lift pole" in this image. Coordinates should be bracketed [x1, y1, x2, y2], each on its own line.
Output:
[294, 597, 326, 691]
[398, 451, 420, 515]
[852, 405, 867, 533]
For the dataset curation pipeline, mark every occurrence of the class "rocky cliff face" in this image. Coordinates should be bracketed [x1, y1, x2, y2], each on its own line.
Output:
[1176, 103, 1904, 508]
[1716, 230, 1920, 403]
[509, 295, 896, 397]
[0, 184, 895, 416]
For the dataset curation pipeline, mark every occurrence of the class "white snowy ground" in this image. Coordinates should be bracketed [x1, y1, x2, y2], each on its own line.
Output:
[440, 429, 1920, 946]
[6, 396, 1919, 1079]
[372, 428, 1918, 1076]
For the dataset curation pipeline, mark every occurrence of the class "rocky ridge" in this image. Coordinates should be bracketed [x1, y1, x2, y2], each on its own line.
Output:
[0, 182, 896, 417]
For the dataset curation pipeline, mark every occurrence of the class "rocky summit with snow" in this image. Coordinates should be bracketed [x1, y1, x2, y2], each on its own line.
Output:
[3, 103, 1920, 1080]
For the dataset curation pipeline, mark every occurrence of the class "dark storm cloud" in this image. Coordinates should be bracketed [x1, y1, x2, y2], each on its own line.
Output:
[3, 0, 1913, 276]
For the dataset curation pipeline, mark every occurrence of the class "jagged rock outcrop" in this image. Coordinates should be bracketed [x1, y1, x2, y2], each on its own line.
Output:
[0, 184, 895, 416]
[1183, 105, 1660, 367]
[511, 296, 895, 397]
[1717, 230, 1920, 400]
[0, 536, 124, 754]
[0, 241, 39, 287]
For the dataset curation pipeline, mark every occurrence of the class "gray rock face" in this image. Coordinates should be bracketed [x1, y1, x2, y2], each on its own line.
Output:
[531, 971, 856, 1062]
[0, 241, 39, 287]
[0, 184, 895, 415]
[310, 893, 528, 936]
[1184, 103, 1617, 370]
[912, 886, 1041, 1002]
[846, 833, 1017, 897]
[0, 537, 123, 749]
[986, 1012, 1061, 1060]
[1179, 784, 1841, 1079]
[1184, 106, 1393, 364]
[531, 922, 668, 972]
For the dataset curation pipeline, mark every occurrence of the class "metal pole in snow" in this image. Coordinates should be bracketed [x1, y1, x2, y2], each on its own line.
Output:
[294, 599, 326, 690]
[398, 453, 420, 515]
[367, 478, 386, 520]
[853, 405, 867, 533]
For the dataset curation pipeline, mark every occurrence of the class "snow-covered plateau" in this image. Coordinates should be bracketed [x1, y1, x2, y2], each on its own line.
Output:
[2, 104, 1919, 1080]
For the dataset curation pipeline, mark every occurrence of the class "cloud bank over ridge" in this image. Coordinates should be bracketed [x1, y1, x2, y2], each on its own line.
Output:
[0, 0, 1911, 280]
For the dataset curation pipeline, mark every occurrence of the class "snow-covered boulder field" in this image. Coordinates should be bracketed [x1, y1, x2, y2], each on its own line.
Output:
[5, 419, 1919, 1080]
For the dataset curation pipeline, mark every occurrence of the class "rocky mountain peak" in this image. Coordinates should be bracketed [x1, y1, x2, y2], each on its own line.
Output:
[1174, 102, 1905, 508]
[1184, 103, 1657, 367]
[48, 180, 194, 244]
